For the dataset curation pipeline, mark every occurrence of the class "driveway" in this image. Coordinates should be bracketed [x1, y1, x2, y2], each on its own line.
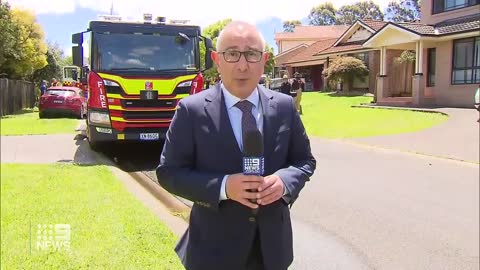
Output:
[347, 107, 479, 163]
[0, 134, 96, 164]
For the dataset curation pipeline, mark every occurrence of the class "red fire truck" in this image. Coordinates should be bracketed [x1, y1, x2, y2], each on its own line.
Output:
[72, 15, 212, 150]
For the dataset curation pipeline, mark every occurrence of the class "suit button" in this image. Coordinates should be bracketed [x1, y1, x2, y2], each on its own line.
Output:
[248, 217, 256, 222]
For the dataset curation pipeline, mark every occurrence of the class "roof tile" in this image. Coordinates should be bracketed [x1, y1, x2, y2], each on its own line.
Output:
[284, 38, 337, 64]
[362, 20, 387, 31]
[275, 46, 308, 66]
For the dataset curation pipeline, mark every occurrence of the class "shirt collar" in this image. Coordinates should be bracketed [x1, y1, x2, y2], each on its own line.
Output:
[221, 83, 260, 110]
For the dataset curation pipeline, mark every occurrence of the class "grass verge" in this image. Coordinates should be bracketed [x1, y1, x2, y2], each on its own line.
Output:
[300, 92, 448, 138]
[1, 163, 183, 269]
[1, 108, 79, 136]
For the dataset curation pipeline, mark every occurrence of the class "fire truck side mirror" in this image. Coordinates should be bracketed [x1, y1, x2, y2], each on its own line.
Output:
[72, 33, 84, 67]
[204, 38, 213, 70]
[72, 33, 83, 45]
[72, 46, 83, 67]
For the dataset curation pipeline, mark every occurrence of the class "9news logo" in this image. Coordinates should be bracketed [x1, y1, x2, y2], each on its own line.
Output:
[242, 157, 264, 175]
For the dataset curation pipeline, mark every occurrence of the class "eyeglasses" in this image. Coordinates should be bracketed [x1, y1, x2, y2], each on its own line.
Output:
[218, 50, 264, 63]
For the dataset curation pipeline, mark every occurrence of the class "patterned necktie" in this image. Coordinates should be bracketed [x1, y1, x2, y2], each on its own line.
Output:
[234, 100, 262, 153]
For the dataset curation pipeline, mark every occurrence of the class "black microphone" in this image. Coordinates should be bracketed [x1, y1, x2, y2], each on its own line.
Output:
[242, 130, 264, 211]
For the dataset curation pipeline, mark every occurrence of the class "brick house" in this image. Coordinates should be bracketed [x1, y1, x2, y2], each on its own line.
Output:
[274, 0, 480, 107]
[283, 20, 387, 93]
[364, 0, 480, 107]
[274, 25, 348, 89]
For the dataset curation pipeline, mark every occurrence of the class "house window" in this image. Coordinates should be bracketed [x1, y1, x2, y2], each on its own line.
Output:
[433, 0, 479, 14]
[352, 52, 369, 66]
[427, 48, 436, 87]
[452, 37, 480, 85]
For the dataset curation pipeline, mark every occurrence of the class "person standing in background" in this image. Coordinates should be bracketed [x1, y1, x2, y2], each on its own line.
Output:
[40, 80, 47, 96]
[279, 75, 291, 96]
[291, 72, 304, 115]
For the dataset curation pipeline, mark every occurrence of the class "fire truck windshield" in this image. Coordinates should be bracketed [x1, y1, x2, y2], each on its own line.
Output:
[92, 32, 198, 73]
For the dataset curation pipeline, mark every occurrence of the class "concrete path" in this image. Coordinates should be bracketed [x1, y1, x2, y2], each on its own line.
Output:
[1, 134, 97, 164]
[347, 107, 479, 163]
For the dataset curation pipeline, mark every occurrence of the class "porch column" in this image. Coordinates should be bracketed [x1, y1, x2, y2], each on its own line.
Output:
[376, 47, 388, 102]
[324, 57, 330, 90]
[381, 46, 388, 75]
[413, 41, 425, 105]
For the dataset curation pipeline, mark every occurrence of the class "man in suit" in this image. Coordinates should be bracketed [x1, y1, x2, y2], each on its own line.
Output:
[156, 21, 316, 270]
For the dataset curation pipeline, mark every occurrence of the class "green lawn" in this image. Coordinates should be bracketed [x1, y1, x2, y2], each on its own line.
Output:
[1, 163, 183, 270]
[300, 92, 448, 138]
[0, 109, 79, 136]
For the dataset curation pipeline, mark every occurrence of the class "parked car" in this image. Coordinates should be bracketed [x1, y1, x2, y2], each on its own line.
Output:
[269, 78, 285, 91]
[259, 74, 267, 87]
[38, 86, 87, 119]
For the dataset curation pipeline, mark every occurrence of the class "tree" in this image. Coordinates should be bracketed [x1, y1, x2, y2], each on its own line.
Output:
[322, 56, 369, 91]
[0, 2, 20, 77]
[308, 2, 337, 25]
[31, 42, 64, 83]
[1, 7, 47, 79]
[200, 19, 232, 82]
[264, 44, 275, 76]
[31, 49, 60, 84]
[283, 20, 302, 32]
[202, 19, 233, 42]
[60, 55, 73, 67]
[336, 1, 384, 25]
[394, 50, 416, 64]
[385, 0, 421, 22]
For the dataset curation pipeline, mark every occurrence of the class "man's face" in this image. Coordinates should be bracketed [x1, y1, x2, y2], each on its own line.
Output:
[212, 25, 268, 97]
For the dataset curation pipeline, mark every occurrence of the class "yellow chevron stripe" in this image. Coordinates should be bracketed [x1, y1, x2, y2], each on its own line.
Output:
[98, 72, 196, 95]
[110, 117, 171, 123]
[108, 105, 177, 111]
[106, 93, 189, 99]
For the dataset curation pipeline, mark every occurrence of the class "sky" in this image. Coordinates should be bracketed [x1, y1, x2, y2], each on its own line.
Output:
[7, 0, 391, 56]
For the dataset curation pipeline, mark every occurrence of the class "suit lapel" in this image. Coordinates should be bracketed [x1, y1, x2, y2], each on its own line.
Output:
[204, 83, 243, 157]
[258, 86, 277, 158]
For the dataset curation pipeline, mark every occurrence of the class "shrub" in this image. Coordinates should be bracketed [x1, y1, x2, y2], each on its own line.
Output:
[322, 56, 369, 89]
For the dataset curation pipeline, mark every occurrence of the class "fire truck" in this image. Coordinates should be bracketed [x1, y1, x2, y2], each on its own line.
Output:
[71, 14, 213, 150]
[61, 66, 82, 88]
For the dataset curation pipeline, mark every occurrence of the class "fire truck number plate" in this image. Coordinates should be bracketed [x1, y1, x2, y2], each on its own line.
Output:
[140, 90, 158, 100]
[140, 133, 159, 140]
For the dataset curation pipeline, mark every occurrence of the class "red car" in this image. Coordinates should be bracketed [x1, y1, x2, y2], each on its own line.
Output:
[39, 86, 87, 119]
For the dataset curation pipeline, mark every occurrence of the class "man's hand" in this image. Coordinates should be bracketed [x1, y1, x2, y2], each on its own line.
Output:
[257, 175, 285, 206]
[225, 174, 262, 209]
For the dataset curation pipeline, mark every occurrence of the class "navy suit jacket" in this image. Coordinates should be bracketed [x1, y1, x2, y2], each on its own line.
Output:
[156, 83, 316, 270]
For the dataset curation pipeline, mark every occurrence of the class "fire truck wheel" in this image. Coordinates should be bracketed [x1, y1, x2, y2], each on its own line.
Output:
[88, 139, 103, 152]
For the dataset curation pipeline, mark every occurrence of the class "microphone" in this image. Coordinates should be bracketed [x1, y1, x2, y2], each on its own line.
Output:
[242, 130, 264, 212]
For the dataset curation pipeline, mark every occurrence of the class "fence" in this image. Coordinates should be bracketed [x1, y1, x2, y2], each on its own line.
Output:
[0, 78, 36, 116]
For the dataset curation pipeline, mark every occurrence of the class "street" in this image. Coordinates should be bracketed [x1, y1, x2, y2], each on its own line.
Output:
[290, 138, 479, 270]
